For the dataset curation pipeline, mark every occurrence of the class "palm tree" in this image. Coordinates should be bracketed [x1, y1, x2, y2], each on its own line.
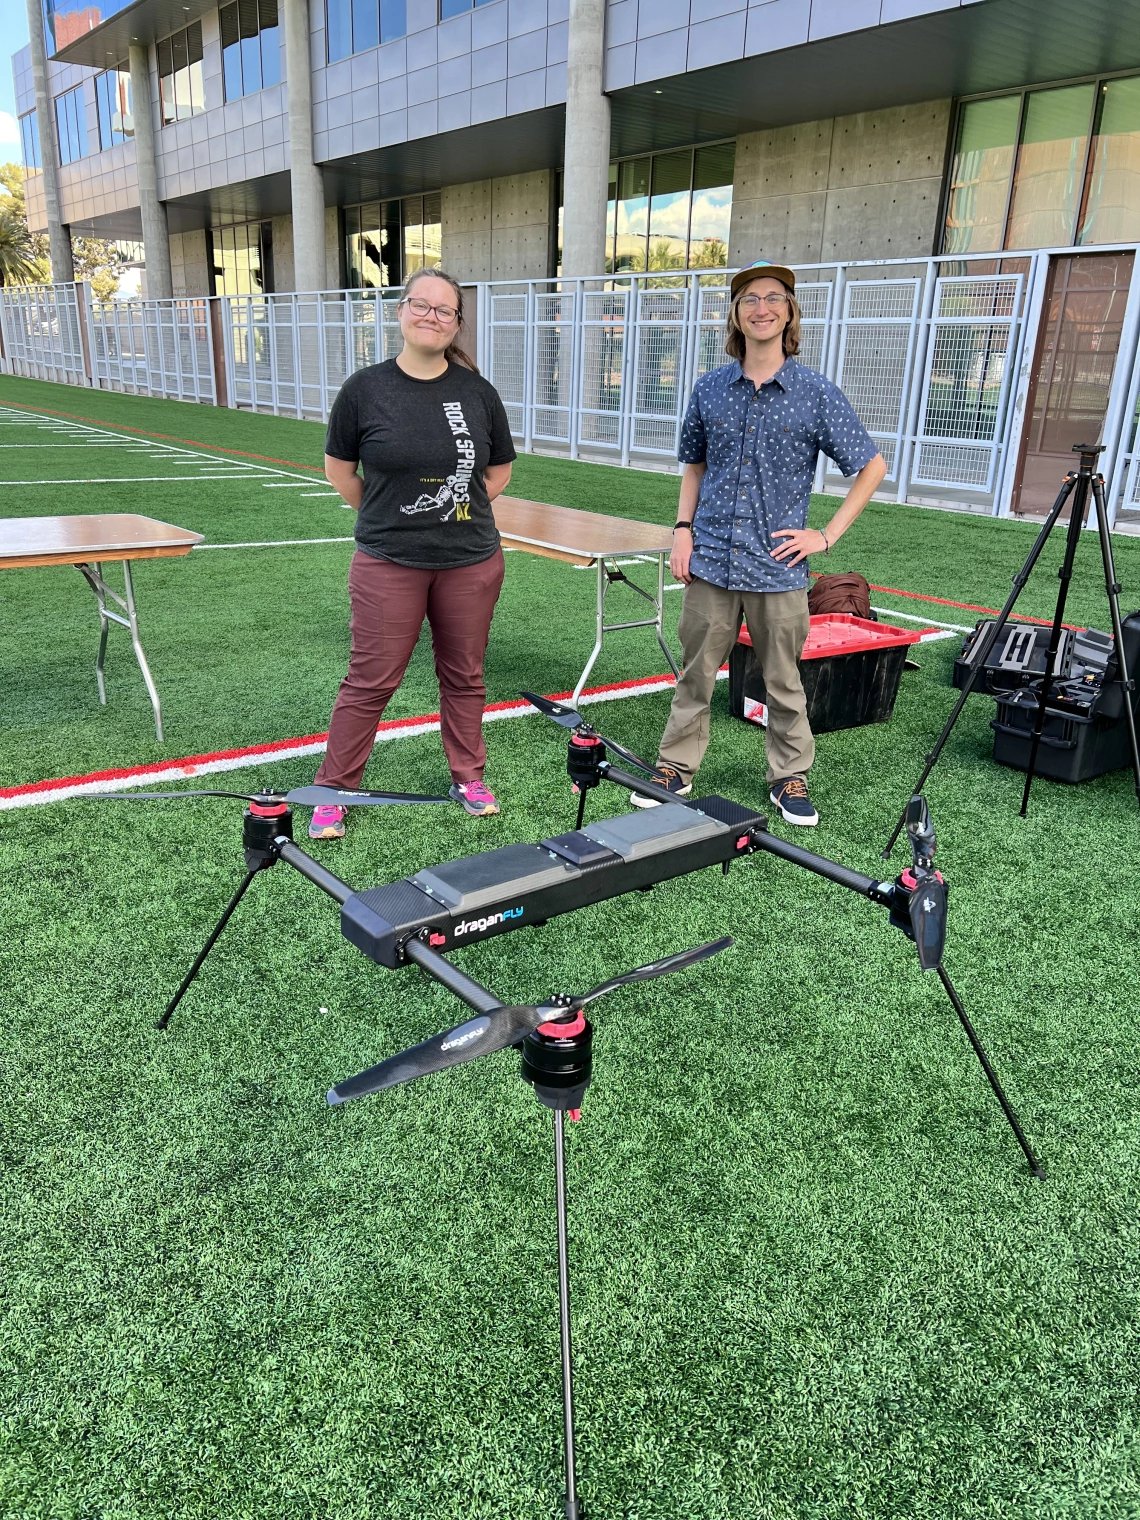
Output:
[0, 202, 40, 286]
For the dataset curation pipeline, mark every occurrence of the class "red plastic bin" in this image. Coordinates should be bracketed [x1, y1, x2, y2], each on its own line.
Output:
[729, 614, 922, 733]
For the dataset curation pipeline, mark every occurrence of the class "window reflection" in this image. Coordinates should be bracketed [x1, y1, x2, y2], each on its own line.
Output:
[158, 23, 205, 125]
[605, 144, 734, 274]
[1006, 85, 1094, 250]
[326, 0, 406, 61]
[943, 96, 1020, 255]
[209, 221, 274, 296]
[1079, 76, 1140, 245]
[345, 194, 441, 287]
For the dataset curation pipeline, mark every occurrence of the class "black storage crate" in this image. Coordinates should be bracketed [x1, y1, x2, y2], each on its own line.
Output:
[991, 692, 1134, 783]
[729, 615, 919, 735]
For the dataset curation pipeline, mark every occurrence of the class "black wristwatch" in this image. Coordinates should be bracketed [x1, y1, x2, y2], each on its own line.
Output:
[673, 520, 694, 532]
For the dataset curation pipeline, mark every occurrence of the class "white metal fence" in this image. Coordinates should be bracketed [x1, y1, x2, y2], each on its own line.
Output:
[89, 297, 216, 403]
[0, 282, 88, 385]
[3, 247, 1140, 522]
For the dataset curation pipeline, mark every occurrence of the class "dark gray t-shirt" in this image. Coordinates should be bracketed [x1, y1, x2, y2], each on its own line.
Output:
[324, 358, 517, 570]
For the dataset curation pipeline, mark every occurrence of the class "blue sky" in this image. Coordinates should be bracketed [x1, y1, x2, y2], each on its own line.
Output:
[0, 0, 31, 164]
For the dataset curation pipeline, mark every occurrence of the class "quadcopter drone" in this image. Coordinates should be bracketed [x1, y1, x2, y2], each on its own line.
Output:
[91, 696, 1043, 1520]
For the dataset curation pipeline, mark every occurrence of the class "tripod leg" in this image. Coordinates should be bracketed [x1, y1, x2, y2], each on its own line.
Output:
[1091, 475, 1140, 809]
[157, 868, 261, 1031]
[884, 473, 1078, 856]
[553, 1108, 581, 1520]
[1020, 470, 1092, 816]
[936, 966, 1045, 1178]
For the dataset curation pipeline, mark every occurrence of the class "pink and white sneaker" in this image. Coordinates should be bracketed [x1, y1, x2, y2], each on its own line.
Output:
[449, 781, 499, 817]
[308, 804, 346, 839]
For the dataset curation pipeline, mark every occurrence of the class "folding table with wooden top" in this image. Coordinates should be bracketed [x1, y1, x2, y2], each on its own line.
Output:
[493, 496, 680, 703]
[0, 514, 204, 741]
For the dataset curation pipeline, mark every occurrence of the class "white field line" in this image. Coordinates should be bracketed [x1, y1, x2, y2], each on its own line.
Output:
[869, 606, 973, 634]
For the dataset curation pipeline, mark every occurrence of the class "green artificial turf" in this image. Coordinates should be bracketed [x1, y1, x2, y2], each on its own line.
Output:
[2, 376, 1140, 1519]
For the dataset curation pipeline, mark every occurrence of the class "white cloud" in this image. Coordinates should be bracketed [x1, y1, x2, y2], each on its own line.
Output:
[0, 110, 21, 148]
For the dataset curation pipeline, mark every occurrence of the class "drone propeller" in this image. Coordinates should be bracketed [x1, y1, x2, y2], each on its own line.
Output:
[520, 690, 668, 781]
[88, 785, 449, 806]
[328, 935, 733, 1105]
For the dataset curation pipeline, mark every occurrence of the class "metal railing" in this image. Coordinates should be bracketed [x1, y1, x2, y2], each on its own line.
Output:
[0, 281, 88, 385]
[88, 296, 217, 403]
[3, 246, 1140, 522]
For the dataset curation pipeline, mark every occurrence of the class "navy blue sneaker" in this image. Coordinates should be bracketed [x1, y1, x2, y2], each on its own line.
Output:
[769, 776, 819, 826]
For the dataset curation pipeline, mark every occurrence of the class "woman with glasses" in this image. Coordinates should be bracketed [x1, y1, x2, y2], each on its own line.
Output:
[631, 259, 886, 826]
[309, 268, 516, 839]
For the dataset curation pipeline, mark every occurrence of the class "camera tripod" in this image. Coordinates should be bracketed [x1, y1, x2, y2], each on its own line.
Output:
[886, 444, 1140, 856]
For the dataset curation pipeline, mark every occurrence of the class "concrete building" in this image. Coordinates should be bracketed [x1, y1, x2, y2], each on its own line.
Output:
[12, 0, 1140, 298]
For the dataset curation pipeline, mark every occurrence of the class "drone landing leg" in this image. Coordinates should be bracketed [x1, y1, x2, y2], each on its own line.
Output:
[936, 966, 1044, 1178]
[157, 868, 261, 1031]
[553, 1107, 581, 1520]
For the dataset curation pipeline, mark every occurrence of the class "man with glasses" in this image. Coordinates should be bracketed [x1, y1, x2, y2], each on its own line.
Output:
[632, 259, 886, 825]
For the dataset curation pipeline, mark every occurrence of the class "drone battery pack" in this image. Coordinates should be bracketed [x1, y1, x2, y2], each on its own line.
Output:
[338, 799, 763, 968]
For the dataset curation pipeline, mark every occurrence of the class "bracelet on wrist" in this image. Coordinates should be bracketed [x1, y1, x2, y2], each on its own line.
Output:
[820, 529, 831, 554]
[673, 520, 694, 533]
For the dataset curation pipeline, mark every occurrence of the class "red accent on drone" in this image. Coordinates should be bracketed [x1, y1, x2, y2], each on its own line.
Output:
[249, 801, 288, 817]
[537, 1011, 587, 1038]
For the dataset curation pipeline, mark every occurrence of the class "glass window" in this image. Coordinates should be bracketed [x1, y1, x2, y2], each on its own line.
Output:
[690, 141, 734, 268]
[159, 22, 205, 124]
[95, 70, 133, 149]
[648, 150, 691, 272]
[209, 221, 273, 296]
[1006, 84, 1095, 250]
[344, 194, 439, 286]
[600, 143, 734, 275]
[54, 85, 88, 165]
[943, 95, 1020, 255]
[615, 157, 650, 273]
[327, 0, 405, 60]
[19, 110, 41, 173]
[1078, 76, 1140, 245]
[440, 0, 497, 16]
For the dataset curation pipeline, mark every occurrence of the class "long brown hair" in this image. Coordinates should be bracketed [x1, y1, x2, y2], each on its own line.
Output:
[724, 285, 801, 362]
[400, 267, 479, 373]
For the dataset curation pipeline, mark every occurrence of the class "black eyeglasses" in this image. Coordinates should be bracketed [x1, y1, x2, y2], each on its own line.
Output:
[400, 296, 459, 324]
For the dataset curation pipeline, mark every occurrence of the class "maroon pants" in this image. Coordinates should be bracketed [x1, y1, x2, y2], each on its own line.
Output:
[315, 548, 505, 789]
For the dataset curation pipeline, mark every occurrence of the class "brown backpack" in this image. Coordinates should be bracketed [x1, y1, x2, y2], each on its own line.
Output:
[808, 571, 874, 620]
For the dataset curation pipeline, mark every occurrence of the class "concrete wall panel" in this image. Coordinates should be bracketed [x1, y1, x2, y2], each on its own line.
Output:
[731, 98, 951, 263]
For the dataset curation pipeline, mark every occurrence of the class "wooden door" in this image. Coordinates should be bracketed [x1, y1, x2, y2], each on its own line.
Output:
[1011, 251, 1135, 517]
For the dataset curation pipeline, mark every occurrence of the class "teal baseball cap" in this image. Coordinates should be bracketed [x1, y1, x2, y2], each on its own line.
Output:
[730, 259, 796, 299]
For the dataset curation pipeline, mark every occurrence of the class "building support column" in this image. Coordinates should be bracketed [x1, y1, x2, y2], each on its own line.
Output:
[562, 0, 610, 279]
[283, 0, 327, 291]
[24, 0, 74, 282]
[128, 43, 173, 300]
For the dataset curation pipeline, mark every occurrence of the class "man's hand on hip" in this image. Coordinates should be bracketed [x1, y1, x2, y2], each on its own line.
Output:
[771, 526, 828, 566]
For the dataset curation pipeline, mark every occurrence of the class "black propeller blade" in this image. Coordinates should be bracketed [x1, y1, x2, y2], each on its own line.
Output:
[86, 785, 448, 806]
[520, 690, 669, 781]
[908, 875, 947, 972]
[92, 788, 265, 802]
[327, 935, 734, 1105]
[285, 786, 450, 806]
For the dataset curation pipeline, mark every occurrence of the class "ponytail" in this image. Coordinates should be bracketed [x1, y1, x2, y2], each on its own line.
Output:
[400, 267, 479, 373]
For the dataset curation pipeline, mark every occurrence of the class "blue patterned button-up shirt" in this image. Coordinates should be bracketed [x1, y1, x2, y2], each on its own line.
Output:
[678, 358, 877, 593]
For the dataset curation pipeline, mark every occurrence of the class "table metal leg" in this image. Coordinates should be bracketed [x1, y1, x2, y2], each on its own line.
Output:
[569, 554, 680, 706]
[77, 559, 165, 742]
[92, 560, 110, 705]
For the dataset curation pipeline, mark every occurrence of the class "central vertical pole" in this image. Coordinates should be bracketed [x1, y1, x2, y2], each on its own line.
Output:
[553, 1108, 580, 1520]
[129, 42, 174, 300]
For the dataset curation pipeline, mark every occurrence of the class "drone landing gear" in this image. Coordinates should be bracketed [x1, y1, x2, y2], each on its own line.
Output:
[523, 1009, 594, 1520]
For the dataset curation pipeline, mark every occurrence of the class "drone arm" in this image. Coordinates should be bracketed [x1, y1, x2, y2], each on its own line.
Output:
[599, 762, 688, 808]
[748, 830, 886, 900]
[274, 838, 354, 904]
[403, 936, 504, 1014]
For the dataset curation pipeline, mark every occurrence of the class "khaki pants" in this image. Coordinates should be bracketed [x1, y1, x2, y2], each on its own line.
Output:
[658, 577, 814, 786]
